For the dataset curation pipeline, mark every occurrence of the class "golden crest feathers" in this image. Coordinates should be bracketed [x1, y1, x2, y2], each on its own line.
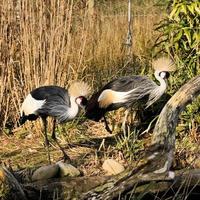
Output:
[68, 81, 91, 98]
[152, 57, 176, 72]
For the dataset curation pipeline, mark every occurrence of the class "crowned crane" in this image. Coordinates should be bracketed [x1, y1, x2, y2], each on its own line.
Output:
[19, 81, 90, 163]
[85, 57, 175, 133]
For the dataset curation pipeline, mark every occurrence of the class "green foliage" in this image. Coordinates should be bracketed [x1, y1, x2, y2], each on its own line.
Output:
[115, 128, 144, 161]
[154, 0, 200, 81]
[154, 0, 200, 132]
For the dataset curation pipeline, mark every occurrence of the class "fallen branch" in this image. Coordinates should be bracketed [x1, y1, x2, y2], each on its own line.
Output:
[1, 166, 200, 200]
[145, 75, 200, 174]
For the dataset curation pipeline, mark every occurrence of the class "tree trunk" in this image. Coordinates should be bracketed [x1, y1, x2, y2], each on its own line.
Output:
[146, 75, 200, 174]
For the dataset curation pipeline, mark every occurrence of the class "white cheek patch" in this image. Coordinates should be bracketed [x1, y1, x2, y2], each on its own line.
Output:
[160, 72, 166, 79]
[67, 96, 79, 119]
[75, 97, 82, 106]
[21, 94, 46, 116]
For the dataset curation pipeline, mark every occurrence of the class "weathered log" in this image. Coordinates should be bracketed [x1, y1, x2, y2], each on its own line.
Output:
[145, 75, 200, 174]
[152, 75, 200, 145]
[1, 165, 109, 200]
[0, 166, 27, 200]
[82, 169, 200, 200]
[1, 166, 200, 200]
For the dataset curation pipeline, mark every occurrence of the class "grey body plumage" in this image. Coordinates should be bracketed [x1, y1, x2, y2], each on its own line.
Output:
[19, 82, 90, 163]
[104, 75, 160, 108]
[85, 75, 165, 122]
[85, 57, 175, 133]
[30, 86, 72, 123]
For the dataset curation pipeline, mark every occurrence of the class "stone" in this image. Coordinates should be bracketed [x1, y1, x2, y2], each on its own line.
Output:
[57, 161, 80, 177]
[102, 159, 125, 175]
[32, 164, 59, 181]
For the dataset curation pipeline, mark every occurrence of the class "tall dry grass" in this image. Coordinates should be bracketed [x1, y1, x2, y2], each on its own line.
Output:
[0, 0, 163, 133]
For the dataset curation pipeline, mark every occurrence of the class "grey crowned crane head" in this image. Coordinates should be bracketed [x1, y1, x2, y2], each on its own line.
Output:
[68, 81, 91, 109]
[144, 57, 176, 108]
[158, 71, 170, 79]
[152, 57, 176, 77]
[75, 96, 88, 108]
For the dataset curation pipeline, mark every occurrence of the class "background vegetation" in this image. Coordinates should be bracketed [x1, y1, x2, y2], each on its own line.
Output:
[0, 0, 199, 179]
[0, 0, 163, 130]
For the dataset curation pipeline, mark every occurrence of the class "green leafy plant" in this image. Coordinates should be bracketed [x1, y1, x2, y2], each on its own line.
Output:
[115, 128, 144, 161]
[154, 0, 200, 133]
[154, 0, 200, 81]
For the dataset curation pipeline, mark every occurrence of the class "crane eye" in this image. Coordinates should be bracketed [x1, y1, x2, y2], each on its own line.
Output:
[159, 71, 170, 79]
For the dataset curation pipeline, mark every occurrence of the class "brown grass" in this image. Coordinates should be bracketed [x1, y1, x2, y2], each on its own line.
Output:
[0, 0, 162, 132]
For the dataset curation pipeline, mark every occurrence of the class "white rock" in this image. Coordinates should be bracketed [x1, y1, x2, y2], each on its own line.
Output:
[102, 159, 125, 175]
[32, 164, 59, 181]
[57, 161, 80, 177]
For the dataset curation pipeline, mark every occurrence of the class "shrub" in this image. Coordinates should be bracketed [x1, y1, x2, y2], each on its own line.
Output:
[154, 0, 200, 83]
[154, 0, 200, 131]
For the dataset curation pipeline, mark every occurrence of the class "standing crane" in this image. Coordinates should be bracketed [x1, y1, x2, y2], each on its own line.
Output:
[85, 57, 175, 133]
[19, 81, 91, 163]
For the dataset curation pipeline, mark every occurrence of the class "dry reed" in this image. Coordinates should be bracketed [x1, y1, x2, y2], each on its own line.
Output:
[0, 0, 162, 133]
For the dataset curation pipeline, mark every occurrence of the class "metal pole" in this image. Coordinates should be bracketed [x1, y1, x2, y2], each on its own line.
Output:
[128, 0, 131, 24]
[125, 0, 132, 47]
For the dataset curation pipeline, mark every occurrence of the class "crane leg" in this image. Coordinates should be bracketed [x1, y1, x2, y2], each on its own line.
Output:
[122, 109, 130, 135]
[52, 118, 71, 162]
[103, 115, 112, 134]
[41, 117, 51, 164]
